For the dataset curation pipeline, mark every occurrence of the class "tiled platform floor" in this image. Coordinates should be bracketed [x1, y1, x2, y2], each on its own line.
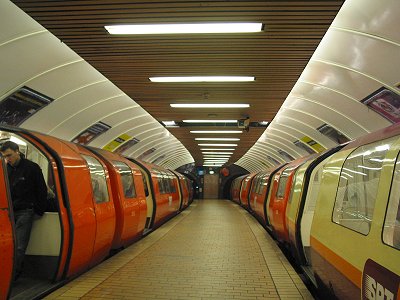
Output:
[45, 200, 313, 300]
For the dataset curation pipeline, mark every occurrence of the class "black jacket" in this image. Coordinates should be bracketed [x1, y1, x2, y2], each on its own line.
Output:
[7, 157, 47, 216]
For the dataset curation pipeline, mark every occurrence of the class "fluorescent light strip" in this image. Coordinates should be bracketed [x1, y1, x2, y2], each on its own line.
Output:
[203, 155, 232, 157]
[191, 130, 242, 134]
[203, 164, 223, 167]
[171, 103, 249, 108]
[105, 23, 262, 35]
[204, 158, 229, 160]
[151, 76, 254, 83]
[200, 148, 235, 151]
[162, 121, 177, 127]
[184, 120, 237, 123]
[196, 138, 240, 142]
[202, 152, 233, 155]
[198, 143, 237, 147]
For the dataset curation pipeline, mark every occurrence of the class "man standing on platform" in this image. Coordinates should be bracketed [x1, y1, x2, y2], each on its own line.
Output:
[0, 141, 47, 280]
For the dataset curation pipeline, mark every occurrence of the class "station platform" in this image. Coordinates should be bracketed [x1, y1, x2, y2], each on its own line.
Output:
[45, 200, 313, 300]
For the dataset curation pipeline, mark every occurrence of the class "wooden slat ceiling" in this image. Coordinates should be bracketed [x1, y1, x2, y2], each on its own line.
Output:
[12, 0, 344, 167]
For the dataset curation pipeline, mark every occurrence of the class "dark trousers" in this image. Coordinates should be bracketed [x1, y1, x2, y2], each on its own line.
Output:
[14, 209, 34, 275]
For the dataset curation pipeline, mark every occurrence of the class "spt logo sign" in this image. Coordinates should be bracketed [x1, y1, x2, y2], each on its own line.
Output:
[362, 259, 399, 300]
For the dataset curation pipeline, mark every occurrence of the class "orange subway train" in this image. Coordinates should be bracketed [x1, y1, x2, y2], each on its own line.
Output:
[0, 125, 193, 300]
[230, 123, 400, 300]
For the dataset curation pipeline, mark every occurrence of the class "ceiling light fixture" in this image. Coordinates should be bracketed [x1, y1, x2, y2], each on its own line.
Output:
[105, 23, 262, 35]
[190, 130, 242, 134]
[150, 76, 254, 83]
[202, 152, 233, 155]
[171, 104, 249, 108]
[184, 120, 237, 123]
[203, 158, 229, 163]
[198, 143, 238, 147]
[195, 138, 240, 141]
[162, 121, 177, 127]
[200, 148, 235, 151]
[203, 164, 223, 167]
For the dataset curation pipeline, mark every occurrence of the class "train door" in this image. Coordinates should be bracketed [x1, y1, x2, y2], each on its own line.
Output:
[300, 155, 332, 266]
[140, 169, 154, 231]
[80, 154, 115, 267]
[1, 131, 69, 300]
[0, 159, 14, 300]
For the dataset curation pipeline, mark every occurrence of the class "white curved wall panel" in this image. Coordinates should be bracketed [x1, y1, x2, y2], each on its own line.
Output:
[312, 29, 399, 87]
[331, 0, 400, 45]
[258, 130, 307, 158]
[237, 0, 400, 172]
[24, 81, 126, 133]
[251, 144, 285, 164]
[274, 109, 325, 135]
[0, 1, 44, 45]
[47, 94, 134, 139]
[293, 81, 391, 131]
[281, 99, 367, 140]
[1, 32, 82, 100]
[257, 138, 301, 159]
[19, 61, 106, 102]
[0, 1, 193, 170]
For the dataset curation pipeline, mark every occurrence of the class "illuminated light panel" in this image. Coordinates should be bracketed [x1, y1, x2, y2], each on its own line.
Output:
[203, 155, 232, 157]
[196, 138, 240, 141]
[183, 120, 237, 123]
[162, 121, 178, 127]
[200, 148, 235, 151]
[203, 164, 223, 167]
[198, 143, 237, 147]
[150, 76, 254, 83]
[105, 23, 262, 35]
[202, 152, 233, 155]
[190, 130, 242, 134]
[171, 103, 249, 108]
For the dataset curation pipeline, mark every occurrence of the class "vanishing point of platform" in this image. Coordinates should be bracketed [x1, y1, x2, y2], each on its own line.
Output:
[45, 200, 313, 300]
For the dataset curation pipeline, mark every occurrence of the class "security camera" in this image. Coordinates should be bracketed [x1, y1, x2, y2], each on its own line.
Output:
[237, 118, 250, 130]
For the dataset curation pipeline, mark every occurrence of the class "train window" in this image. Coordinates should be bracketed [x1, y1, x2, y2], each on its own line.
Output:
[383, 159, 400, 250]
[112, 161, 136, 199]
[333, 137, 396, 235]
[141, 171, 149, 197]
[82, 155, 109, 203]
[157, 174, 164, 194]
[254, 175, 262, 194]
[287, 169, 300, 204]
[276, 166, 295, 198]
[170, 177, 176, 193]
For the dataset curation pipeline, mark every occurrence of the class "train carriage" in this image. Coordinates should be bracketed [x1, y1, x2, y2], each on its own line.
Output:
[285, 145, 345, 281]
[0, 125, 191, 300]
[230, 175, 246, 205]
[87, 148, 148, 249]
[171, 170, 191, 211]
[239, 173, 256, 210]
[129, 160, 181, 230]
[310, 124, 400, 299]
[267, 155, 316, 244]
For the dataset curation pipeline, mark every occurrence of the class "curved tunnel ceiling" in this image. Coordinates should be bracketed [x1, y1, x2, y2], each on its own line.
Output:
[1, 0, 400, 172]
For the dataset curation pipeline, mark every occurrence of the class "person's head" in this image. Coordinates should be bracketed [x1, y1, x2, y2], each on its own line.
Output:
[1, 141, 21, 166]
